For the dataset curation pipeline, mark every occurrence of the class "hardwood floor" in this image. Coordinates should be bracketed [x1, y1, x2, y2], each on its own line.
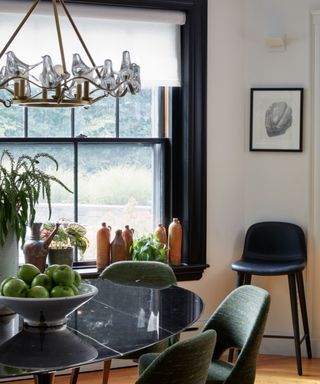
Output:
[2, 355, 320, 384]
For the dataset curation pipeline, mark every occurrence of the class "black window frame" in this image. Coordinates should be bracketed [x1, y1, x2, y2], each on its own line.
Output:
[1, 0, 208, 280]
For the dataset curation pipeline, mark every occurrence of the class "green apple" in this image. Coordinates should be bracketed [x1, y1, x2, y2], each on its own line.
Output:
[27, 285, 50, 298]
[2, 278, 28, 297]
[31, 273, 53, 291]
[50, 285, 75, 297]
[18, 263, 40, 285]
[44, 264, 60, 280]
[73, 270, 81, 287]
[52, 265, 75, 286]
[0, 277, 14, 295]
[70, 284, 79, 295]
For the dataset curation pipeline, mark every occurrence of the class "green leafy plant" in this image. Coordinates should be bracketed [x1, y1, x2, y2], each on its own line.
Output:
[131, 234, 167, 263]
[41, 221, 89, 256]
[0, 150, 72, 246]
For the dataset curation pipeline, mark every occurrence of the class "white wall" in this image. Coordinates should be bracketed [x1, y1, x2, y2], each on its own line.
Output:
[182, 0, 320, 357]
[181, 0, 246, 333]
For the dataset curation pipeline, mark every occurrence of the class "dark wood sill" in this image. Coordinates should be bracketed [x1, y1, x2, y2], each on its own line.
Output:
[75, 263, 209, 281]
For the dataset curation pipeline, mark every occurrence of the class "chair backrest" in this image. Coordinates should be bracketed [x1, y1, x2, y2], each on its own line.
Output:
[136, 330, 217, 384]
[242, 221, 306, 262]
[99, 261, 177, 288]
[202, 285, 270, 384]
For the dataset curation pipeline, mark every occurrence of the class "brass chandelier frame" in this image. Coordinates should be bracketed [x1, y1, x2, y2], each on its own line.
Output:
[0, 0, 141, 108]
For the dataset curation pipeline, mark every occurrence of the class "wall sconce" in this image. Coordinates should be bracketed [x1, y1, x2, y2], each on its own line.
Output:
[265, 35, 286, 52]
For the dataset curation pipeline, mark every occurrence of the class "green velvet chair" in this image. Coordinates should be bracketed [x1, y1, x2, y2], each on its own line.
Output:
[139, 285, 270, 384]
[203, 285, 270, 384]
[136, 330, 217, 384]
[70, 261, 177, 384]
[99, 260, 177, 289]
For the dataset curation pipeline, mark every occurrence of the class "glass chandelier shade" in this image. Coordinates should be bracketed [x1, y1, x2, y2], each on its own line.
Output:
[0, 0, 141, 108]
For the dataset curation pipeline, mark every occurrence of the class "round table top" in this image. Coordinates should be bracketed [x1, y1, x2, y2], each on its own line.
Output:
[0, 279, 203, 378]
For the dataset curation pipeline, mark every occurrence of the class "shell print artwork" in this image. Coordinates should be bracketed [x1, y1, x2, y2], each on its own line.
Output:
[265, 101, 292, 137]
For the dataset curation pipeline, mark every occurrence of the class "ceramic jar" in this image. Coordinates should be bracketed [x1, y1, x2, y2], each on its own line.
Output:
[154, 224, 167, 248]
[96, 223, 111, 271]
[23, 222, 60, 272]
[122, 225, 134, 258]
[168, 218, 182, 265]
[111, 230, 128, 263]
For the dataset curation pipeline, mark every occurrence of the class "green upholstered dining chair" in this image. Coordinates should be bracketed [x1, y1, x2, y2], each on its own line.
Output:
[203, 285, 270, 384]
[136, 330, 217, 384]
[139, 285, 270, 384]
[70, 261, 177, 384]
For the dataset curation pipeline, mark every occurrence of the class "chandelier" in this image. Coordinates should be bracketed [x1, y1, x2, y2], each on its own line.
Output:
[0, 0, 141, 108]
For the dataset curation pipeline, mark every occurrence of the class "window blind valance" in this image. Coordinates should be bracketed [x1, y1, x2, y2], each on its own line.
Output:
[0, 1, 184, 86]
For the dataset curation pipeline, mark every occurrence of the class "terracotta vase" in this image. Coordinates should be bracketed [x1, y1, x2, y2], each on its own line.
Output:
[111, 230, 128, 263]
[122, 225, 134, 258]
[23, 223, 60, 272]
[48, 247, 74, 267]
[96, 223, 111, 271]
[154, 224, 167, 248]
[168, 218, 182, 265]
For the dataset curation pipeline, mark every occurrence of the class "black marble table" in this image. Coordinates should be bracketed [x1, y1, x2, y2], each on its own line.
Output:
[0, 279, 203, 383]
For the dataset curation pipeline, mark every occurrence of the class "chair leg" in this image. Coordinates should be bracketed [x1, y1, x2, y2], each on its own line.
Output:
[288, 274, 302, 376]
[102, 360, 112, 384]
[70, 368, 80, 384]
[296, 271, 312, 359]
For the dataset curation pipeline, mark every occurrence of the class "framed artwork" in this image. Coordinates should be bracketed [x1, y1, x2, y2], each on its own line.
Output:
[250, 88, 303, 152]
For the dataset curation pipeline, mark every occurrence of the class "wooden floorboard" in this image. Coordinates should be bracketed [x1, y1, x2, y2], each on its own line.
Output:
[2, 355, 320, 384]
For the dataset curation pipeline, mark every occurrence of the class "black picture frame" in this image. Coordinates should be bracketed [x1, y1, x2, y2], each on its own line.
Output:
[250, 88, 303, 152]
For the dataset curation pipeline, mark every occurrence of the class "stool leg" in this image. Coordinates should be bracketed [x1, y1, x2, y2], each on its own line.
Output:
[244, 273, 252, 285]
[236, 272, 245, 287]
[296, 271, 312, 359]
[288, 274, 302, 376]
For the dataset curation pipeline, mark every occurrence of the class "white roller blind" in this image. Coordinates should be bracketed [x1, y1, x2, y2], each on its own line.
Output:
[0, 1, 185, 86]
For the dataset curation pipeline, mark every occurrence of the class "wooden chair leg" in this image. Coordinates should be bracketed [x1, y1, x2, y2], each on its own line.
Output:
[102, 360, 112, 384]
[70, 367, 80, 384]
[288, 274, 302, 376]
[296, 271, 312, 359]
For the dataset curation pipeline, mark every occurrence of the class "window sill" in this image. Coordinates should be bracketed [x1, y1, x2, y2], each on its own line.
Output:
[74, 263, 209, 281]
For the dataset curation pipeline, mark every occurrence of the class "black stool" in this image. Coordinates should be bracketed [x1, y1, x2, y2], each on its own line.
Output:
[231, 221, 312, 376]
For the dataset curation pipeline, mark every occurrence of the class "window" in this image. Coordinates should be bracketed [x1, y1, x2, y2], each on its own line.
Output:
[0, 0, 208, 280]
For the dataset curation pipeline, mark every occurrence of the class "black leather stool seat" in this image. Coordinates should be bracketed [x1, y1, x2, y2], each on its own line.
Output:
[231, 221, 312, 376]
[232, 259, 306, 275]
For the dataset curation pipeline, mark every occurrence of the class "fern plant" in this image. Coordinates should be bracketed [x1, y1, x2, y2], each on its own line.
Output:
[0, 149, 72, 246]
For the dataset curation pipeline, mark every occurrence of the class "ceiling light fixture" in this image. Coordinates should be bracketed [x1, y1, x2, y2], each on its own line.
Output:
[0, 0, 141, 108]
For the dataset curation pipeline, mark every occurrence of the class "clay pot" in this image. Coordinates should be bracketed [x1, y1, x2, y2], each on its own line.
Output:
[168, 218, 182, 265]
[96, 223, 111, 271]
[48, 247, 74, 267]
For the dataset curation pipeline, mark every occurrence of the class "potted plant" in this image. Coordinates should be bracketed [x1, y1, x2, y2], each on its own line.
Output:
[131, 234, 167, 263]
[0, 150, 71, 276]
[41, 221, 89, 266]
